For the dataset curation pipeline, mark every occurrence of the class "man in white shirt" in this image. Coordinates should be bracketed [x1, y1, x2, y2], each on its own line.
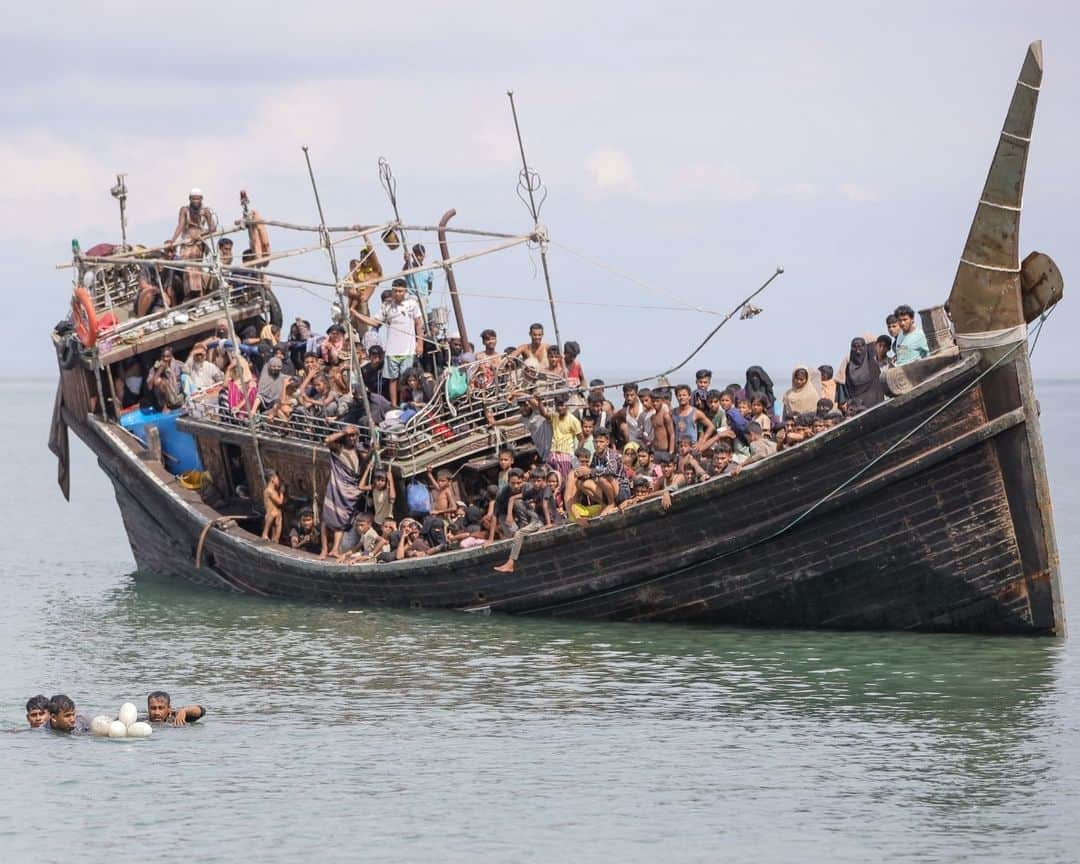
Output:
[183, 342, 224, 391]
[380, 278, 424, 406]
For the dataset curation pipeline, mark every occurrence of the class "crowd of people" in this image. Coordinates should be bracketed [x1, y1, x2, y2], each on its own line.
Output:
[21, 692, 205, 734]
[106, 192, 937, 572]
[253, 303, 931, 571]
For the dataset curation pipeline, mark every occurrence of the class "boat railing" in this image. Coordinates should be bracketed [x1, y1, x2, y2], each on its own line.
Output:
[185, 394, 363, 447]
[182, 354, 571, 475]
[381, 355, 566, 467]
[94, 280, 267, 356]
[87, 261, 142, 313]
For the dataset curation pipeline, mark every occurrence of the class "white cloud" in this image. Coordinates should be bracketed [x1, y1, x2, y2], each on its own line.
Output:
[665, 161, 759, 204]
[585, 148, 638, 197]
[777, 182, 822, 202]
[839, 181, 878, 203]
[583, 152, 759, 205]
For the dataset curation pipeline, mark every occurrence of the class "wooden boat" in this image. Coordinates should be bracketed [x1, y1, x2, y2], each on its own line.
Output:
[48, 42, 1065, 634]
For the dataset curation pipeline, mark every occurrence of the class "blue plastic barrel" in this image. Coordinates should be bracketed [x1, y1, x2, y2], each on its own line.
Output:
[120, 407, 203, 474]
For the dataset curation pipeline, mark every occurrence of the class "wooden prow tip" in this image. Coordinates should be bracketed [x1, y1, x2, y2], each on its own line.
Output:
[946, 42, 1044, 337]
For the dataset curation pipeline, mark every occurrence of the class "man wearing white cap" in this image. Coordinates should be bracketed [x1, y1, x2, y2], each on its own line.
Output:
[167, 188, 217, 298]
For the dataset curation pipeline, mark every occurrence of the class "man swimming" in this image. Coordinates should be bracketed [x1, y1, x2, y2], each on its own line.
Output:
[25, 694, 49, 728]
[46, 695, 90, 734]
[147, 691, 206, 726]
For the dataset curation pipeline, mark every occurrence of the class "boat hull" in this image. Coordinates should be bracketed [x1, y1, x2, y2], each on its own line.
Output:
[75, 350, 1063, 635]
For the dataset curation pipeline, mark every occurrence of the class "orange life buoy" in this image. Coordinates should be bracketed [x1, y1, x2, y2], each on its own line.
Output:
[71, 286, 98, 348]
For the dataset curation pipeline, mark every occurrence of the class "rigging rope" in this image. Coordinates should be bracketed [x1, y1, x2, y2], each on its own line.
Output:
[549, 240, 724, 317]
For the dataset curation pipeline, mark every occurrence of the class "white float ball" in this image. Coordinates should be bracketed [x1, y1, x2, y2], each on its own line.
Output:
[108, 720, 128, 738]
[90, 716, 112, 737]
[126, 721, 152, 738]
[118, 702, 138, 727]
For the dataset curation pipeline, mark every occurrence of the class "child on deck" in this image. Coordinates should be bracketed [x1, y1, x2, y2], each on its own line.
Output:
[493, 448, 515, 490]
[426, 468, 457, 518]
[636, 448, 663, 488]
[563, 341, 584, 388]
[619, 474, 673, 513]
[262, 471, 285, 543]
[579, 416, 596, 456]
[546, 470, 566, 523]
[289, 508, 321, 553]
[361, 467, 396, 528]
[750, 396, 772, 432]
[657, 454, 682, 491]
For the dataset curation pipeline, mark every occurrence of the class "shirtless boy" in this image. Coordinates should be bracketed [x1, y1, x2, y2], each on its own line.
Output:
[514, 323, 552, 371]
[643, 388, 675, 455]
[262, 470, 285, 543]
[426, 468, 457, 518]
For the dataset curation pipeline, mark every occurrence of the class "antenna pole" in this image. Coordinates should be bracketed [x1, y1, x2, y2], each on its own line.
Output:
[111, 174, 129, 250]
[302, 146, 377, 449]
[507, 91, 561, 350]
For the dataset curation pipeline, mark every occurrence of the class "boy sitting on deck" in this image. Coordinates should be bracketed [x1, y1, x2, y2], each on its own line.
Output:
[490, 468, 544, 573]
[619, 474, 673, 513]
[588, 427, 631, 515]
[339, 511, 381, 562]
[289, 508, 321, 553]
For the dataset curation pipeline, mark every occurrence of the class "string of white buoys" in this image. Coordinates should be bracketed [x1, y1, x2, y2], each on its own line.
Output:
[91, 702, 152, 740]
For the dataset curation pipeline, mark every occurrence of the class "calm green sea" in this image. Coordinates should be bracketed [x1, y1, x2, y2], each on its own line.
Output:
[2, 380, 1079, 863]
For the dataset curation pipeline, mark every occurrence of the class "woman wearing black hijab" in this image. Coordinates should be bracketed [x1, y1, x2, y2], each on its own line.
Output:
[843, 337, 884, 408]
[744, 366, 776, 417]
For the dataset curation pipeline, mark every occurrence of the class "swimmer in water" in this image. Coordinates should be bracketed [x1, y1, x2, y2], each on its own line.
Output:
[25, 694, 49, 728]
[46, 695, 90, 734]
[146, 691, 206, 726]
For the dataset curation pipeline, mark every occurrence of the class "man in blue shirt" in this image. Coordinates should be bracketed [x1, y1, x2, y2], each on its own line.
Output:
[893, 304, 930, 365]
[404, 243, 434, 300]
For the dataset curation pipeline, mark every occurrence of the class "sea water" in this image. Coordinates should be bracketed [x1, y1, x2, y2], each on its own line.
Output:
[2, 379, 1079, 862]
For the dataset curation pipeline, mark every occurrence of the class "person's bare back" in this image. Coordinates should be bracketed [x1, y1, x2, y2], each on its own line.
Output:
[262, 474, 285, 543]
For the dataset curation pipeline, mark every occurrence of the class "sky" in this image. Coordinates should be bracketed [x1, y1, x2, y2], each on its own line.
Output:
[6, 0, 1079, 381]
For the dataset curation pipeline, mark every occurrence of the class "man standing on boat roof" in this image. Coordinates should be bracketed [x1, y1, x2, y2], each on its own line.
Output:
[404, 244, 443, 374]
[166, 188, 217, 298]
[379, 279, 424, 406]
[403, 243, 434, 300]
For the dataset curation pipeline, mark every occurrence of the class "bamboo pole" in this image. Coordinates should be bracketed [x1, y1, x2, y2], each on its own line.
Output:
[56, 222, 520, 269]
